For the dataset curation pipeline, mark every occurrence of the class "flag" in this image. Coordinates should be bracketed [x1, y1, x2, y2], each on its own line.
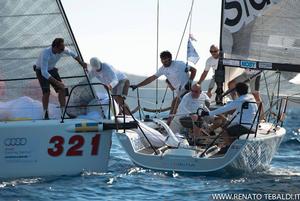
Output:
[187, 37, 200, 64]
[189, 34, 197, 41]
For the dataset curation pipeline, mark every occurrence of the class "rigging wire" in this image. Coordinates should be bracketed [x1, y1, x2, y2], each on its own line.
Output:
[175, 0, 195, 60]
[155, 0, 160, 117]
[168, 0, 195, 120]
[130, 0, 196, 118]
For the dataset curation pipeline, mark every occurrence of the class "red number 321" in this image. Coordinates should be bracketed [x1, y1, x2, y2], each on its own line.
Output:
[48, 134, 100, 157]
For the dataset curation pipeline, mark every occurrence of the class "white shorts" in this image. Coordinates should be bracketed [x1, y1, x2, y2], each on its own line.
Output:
[208, 75, 215, 90]
[112, 79, 130, 96]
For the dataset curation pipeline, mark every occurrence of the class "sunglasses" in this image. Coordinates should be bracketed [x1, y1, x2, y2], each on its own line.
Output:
[210, 50, 218, 53]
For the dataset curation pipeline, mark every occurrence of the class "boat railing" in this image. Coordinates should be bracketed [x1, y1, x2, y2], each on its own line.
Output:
[264, 96, 289, 127]
[61, 82, 113, 123]
[239, 101, 261, 139]
[201, 101, 261, 157]
[200, 113, 240, 157]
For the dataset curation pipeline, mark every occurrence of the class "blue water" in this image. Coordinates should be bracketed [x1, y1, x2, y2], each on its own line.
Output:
[1, 109, 300, 201]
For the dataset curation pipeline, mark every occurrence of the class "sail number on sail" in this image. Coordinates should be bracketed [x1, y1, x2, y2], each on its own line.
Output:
[224, 0, 273, 33]
[48, 134, 101, 157]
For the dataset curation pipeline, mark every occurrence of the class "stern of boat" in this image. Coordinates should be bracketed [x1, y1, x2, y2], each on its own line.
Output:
[228, 123, 286, 172]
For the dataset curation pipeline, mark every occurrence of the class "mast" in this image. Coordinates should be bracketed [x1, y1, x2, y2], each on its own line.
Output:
[215, 0, 226, 105]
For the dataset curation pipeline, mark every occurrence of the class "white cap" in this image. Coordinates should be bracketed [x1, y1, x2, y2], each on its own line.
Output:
[90, 57, 102, 70]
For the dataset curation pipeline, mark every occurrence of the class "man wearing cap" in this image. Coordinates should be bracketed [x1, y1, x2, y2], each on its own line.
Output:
[35, 38, 87, 119]
[89, 57, 130, 115]
[131, 51, 197, 125]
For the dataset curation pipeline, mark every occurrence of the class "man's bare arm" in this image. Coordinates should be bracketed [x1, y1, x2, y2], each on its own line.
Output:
[136, 75, 158, 88]
[198, 70, 208, 84]
[189, 66, 197, 80]
[131, 75, 158, 90]
[74, 56, 87, 69]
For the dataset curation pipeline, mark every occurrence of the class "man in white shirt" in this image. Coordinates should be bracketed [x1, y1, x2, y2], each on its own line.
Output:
[170, 84, 210, 135]
[177, 84, 210, 115]
[89, 57, 130, 114]
[201, 82, 258, 145]
[131, 51, 197, 125]
[197, 45, 219, 98]
[35, 38, 87, 119]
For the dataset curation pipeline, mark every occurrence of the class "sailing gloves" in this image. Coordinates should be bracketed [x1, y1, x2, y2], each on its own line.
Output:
[130, 85, 138, 91]
[199, 110, 209, 117]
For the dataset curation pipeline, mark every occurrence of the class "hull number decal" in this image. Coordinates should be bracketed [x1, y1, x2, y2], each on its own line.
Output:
[48, 134, 101, 157]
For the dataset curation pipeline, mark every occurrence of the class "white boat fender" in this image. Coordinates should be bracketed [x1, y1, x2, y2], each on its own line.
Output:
[152, 118, 189, 148]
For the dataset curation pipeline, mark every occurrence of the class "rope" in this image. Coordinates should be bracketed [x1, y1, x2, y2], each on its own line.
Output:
[262, 71, 271, 104]
[165, 0, 195, 122]
[142, 107, 171, 113]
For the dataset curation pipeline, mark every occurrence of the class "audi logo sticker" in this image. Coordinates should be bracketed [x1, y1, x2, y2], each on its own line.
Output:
[4, 138, 27, 146]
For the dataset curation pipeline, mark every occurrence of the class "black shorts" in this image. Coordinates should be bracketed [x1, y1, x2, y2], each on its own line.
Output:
[35, 67, 62, 94]
[226, 124, 251, 137]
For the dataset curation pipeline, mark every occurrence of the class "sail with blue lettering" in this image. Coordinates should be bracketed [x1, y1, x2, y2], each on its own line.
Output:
[218, 0, 300, 98]
[221, 0, 300, 73]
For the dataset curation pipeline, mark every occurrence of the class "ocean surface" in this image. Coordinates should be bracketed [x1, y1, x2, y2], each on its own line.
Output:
[0, 96, 300, 201]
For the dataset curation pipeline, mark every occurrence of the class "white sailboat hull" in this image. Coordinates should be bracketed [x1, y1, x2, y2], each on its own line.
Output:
[116, 123, 285, 174]
[0, 119, 112, 179]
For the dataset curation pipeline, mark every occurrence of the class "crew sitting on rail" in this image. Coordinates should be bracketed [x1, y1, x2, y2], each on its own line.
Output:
[131, 51, 197, 125]
[200, 82, 258, 146]
[89, 57, 130, 115]
[170, 84, 210, 136]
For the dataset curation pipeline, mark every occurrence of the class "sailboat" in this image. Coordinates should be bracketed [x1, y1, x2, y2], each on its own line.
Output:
[0, 0, 125, 179]
[115, 0, 300, 174]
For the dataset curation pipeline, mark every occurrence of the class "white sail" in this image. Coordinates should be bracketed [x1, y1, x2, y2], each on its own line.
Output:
[222, 0, 300, 67]
[220, 0, 300, 95]
[0, 0, 94, 118]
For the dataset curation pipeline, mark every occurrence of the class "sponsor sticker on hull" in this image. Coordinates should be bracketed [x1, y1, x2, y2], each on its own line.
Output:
[2, 137, 38, 163]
